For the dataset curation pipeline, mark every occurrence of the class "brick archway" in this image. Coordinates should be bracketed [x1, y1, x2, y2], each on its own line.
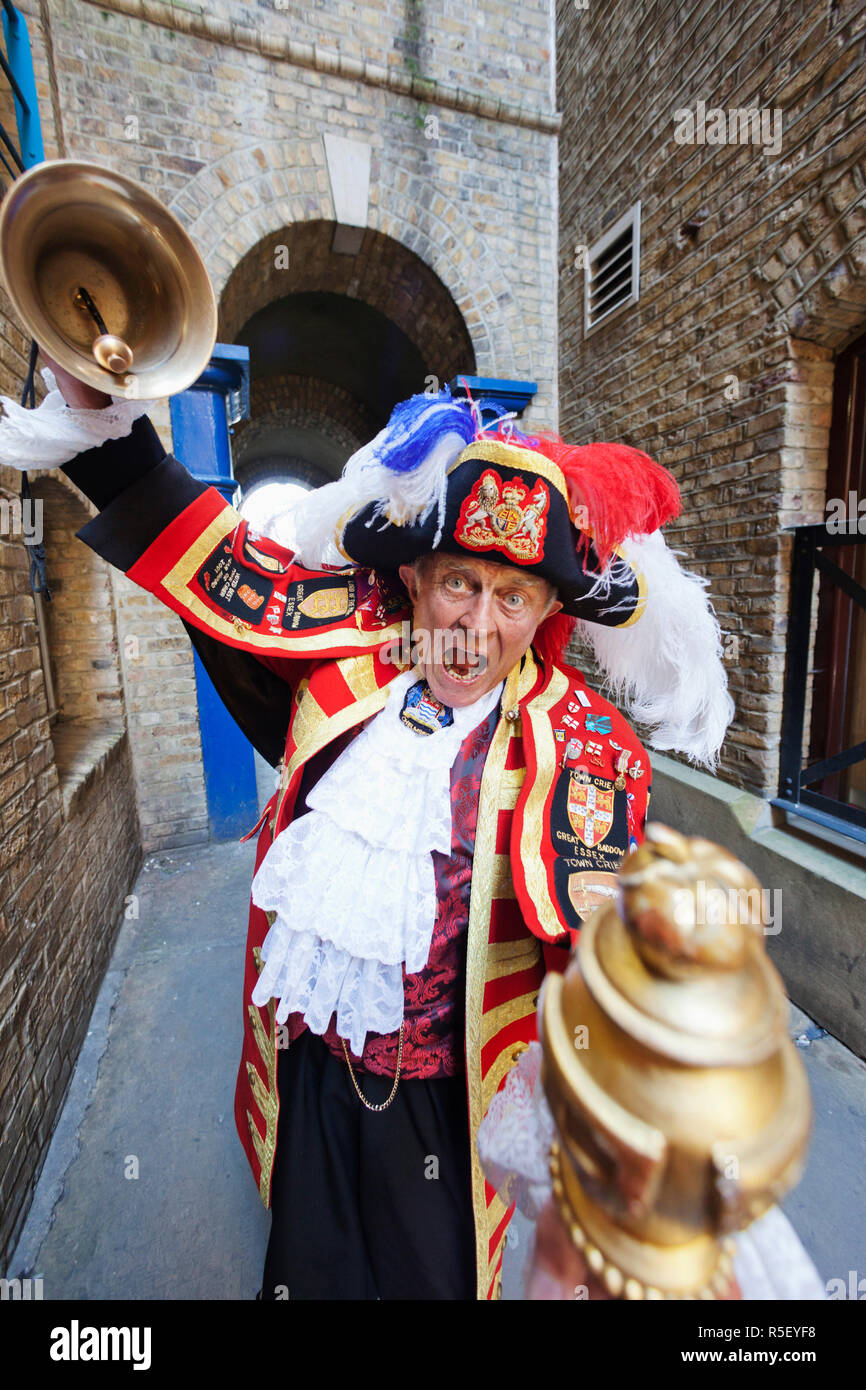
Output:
[232, 383, 369, 468]
[217, 223, 475, 388]
[166, 141, 527, 379]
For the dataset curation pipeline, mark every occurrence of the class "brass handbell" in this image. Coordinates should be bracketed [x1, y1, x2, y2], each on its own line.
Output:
[539, 823, 811, 1299]
[0, 160, 217, 400]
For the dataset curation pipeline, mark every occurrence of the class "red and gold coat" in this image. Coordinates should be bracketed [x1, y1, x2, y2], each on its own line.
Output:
[111, 479, 652, 1300]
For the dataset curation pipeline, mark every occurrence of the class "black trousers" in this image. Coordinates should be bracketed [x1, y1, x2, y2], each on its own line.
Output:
[260, 1030, 477, 1300]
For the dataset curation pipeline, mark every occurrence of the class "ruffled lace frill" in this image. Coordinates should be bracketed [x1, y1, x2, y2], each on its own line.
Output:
[251, 668, 503, 1055]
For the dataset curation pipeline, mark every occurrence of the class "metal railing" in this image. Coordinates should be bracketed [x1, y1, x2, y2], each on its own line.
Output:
[774, 522, 866, 843]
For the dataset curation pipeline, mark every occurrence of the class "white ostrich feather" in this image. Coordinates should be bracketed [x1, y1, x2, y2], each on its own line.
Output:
[281, 402, 471, 569]
[577, 529, 735, 768]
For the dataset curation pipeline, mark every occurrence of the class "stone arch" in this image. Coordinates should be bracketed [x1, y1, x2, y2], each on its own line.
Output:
[218, 223, 475, 388]
[166, 140, 530, 380]
[219, 219, 480, 491]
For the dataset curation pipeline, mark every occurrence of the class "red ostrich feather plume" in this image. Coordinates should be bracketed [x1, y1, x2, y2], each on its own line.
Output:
[482, 424, 682, 567]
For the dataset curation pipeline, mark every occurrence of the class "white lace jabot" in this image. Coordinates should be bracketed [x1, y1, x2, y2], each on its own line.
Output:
[250, 667, 503, 1055]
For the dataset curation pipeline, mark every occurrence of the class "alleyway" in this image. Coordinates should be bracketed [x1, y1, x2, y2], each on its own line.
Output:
[6, 840, 866, 1300]
[9, 841, 269, 1300]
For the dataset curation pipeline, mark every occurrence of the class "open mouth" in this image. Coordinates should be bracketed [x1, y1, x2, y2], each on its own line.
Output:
[441, 635, 488, 685]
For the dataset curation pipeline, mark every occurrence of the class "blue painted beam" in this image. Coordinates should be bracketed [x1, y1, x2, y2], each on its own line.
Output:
[192, 648, 262, 842]
[1, 4, 44, 169]
[447, 375, 538, 420]
[169, 342, 250, 494]
[171, 344, 260, 841]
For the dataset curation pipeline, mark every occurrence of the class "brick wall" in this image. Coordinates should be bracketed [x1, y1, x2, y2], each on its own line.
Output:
[0, 450, 142, 1271]
[49, 0, 560, 424]
[245, 375, 373, 441]
[153, 0, 554, 102]
[557, 0, 866, 797]
[0, 711, 140, 1266]
[111, 569, 208, 854]
[28, 476, 122, 722]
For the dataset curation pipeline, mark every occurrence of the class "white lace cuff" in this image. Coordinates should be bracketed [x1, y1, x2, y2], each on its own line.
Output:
[476, 1041, 556, 1221]
[0, 369, 156, 470]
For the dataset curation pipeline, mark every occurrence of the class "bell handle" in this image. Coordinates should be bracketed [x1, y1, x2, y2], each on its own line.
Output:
[36, 343, 112, 410]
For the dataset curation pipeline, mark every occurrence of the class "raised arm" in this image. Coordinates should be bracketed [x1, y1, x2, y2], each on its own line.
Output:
[36, 354, 408, 761]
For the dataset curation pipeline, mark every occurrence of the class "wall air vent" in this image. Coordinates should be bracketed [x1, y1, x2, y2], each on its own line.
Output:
[584, 201, 641, 337]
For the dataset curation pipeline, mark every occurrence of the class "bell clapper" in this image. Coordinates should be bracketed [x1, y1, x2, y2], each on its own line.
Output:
[74, 285, 134, 376]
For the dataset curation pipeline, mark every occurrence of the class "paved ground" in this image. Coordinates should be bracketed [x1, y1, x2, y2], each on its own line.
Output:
[8, 841, 269, 1301]
[6, 840, 865, 1300]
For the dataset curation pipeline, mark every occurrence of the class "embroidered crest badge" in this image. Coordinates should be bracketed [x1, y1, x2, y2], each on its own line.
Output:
[242, 533, 290, 574]
[567, 870, 620, 922]
[456, 470, 549, 564]
[567, 769, 615, 848]
[198, 541, 273, 623]
[237, 583, 266, 611]
[281, 577, 357, 629]
[297, 586, 352, 620]
[399, 679, 455, 736]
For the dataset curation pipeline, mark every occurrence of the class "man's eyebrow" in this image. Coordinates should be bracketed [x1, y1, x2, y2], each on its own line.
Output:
[434, 561, 477, 579]
[435, 562, 546, 592]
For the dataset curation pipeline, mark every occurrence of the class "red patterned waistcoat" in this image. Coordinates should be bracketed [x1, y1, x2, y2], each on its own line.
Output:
[124, 483, 651, 1300]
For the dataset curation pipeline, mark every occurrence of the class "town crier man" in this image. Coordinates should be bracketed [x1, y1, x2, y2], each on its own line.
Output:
[2, 363, 733, 1299]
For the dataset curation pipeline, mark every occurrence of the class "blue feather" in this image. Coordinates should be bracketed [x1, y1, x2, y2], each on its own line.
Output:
[370, 385, 541, 479]
[372, 388, 477, 474]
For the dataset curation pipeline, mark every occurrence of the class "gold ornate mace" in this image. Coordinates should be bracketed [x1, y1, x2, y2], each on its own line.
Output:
[538, 823, 811, 1300]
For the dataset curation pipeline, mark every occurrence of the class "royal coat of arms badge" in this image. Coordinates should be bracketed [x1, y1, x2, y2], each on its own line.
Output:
[456, 470, 549, 564]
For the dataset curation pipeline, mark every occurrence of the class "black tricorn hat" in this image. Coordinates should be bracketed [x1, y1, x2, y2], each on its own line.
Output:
[341, 437, 670, 626]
